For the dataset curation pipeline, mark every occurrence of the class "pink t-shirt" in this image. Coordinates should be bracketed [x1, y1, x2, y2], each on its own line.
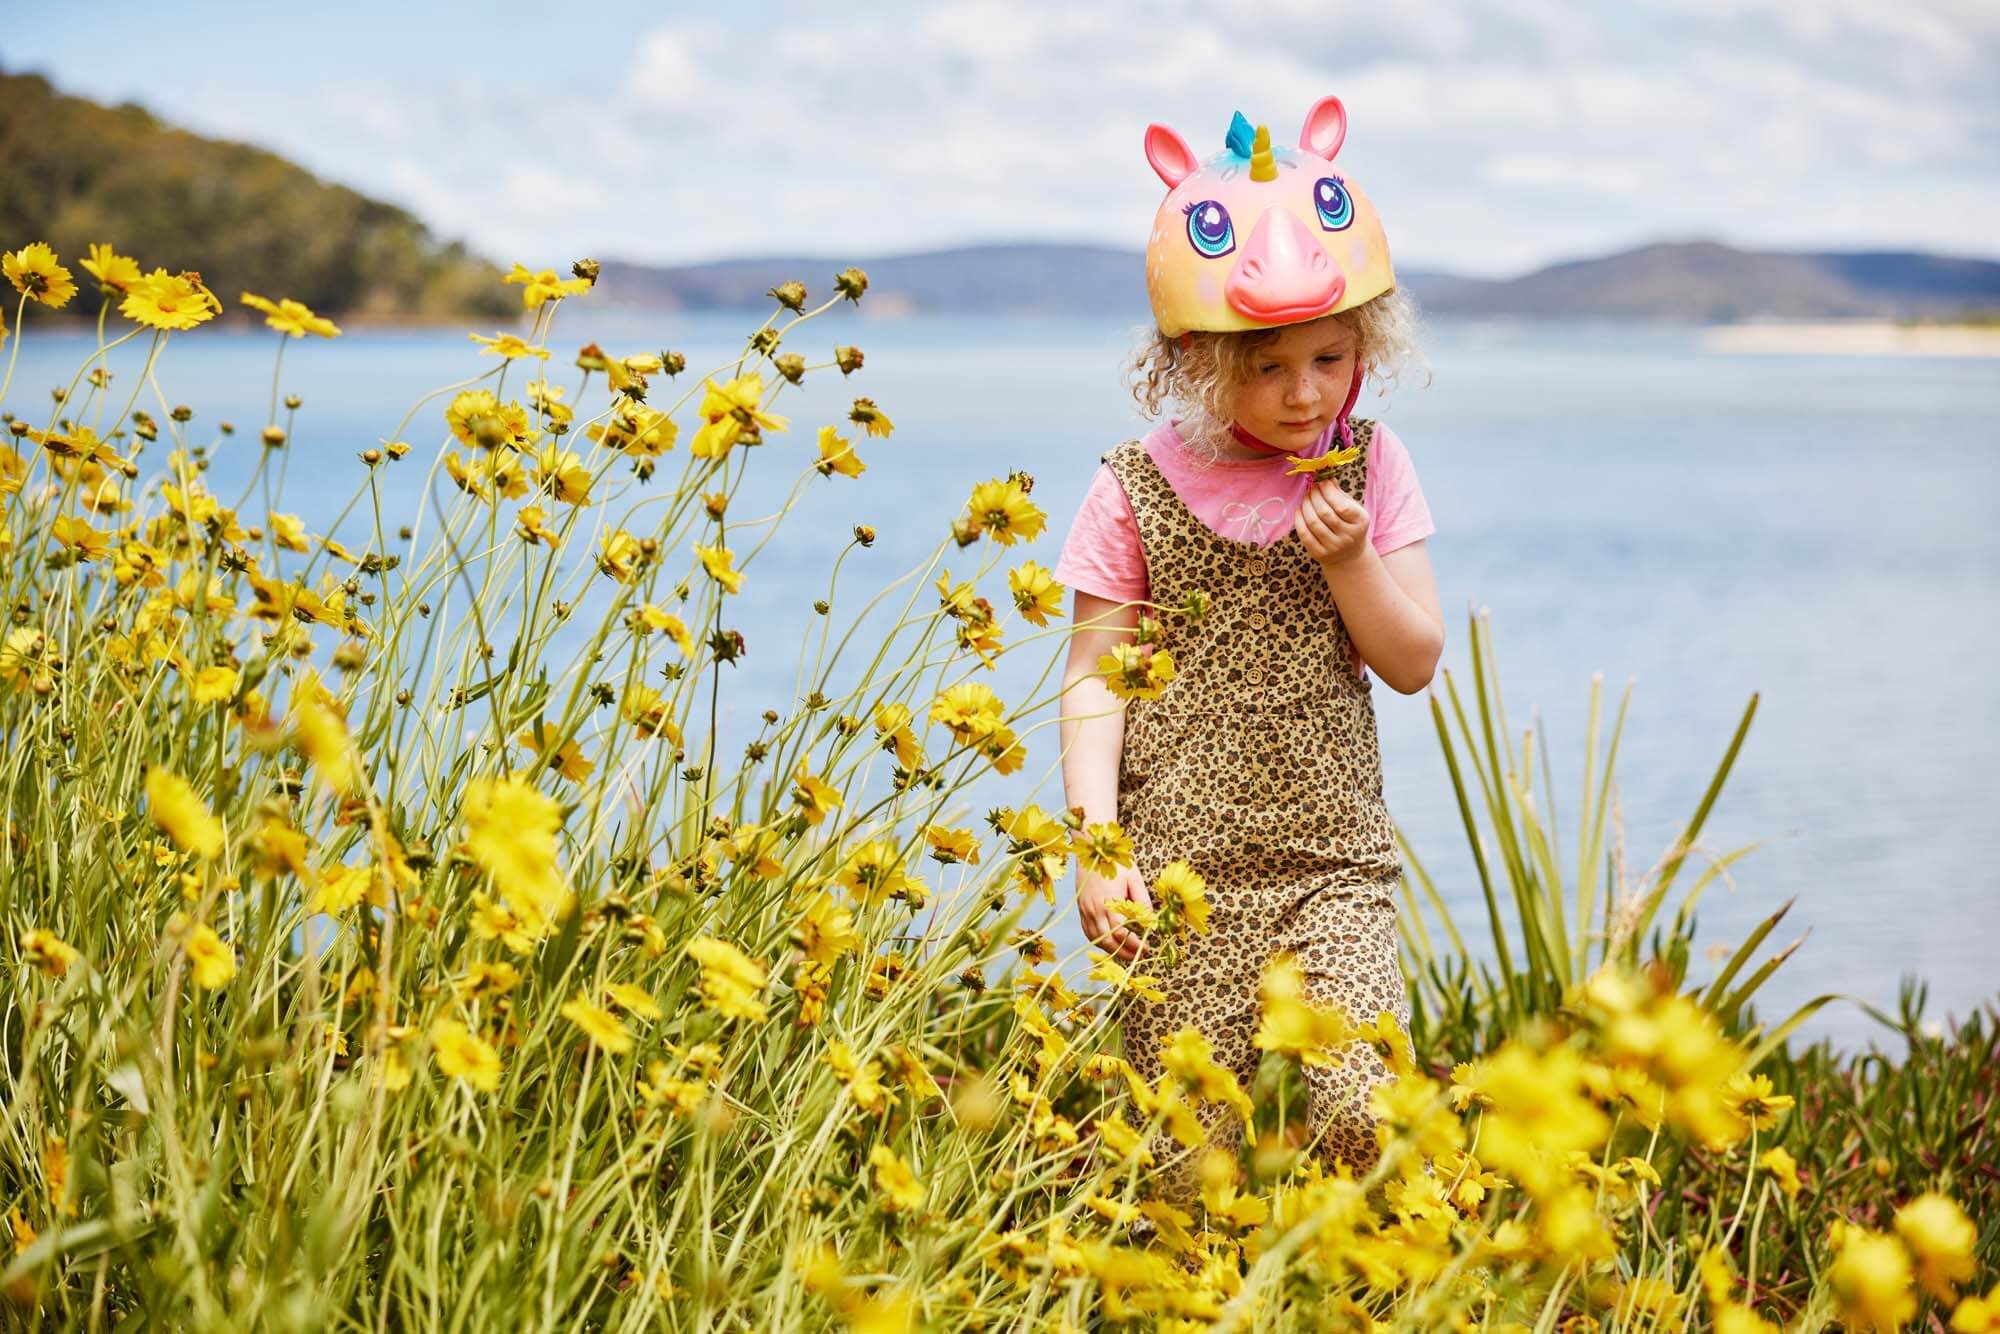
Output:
[1053, 418, 1436, 682]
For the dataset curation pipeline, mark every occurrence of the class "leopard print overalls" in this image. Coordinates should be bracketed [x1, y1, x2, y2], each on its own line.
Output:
[1102, 419, 1413, 1210]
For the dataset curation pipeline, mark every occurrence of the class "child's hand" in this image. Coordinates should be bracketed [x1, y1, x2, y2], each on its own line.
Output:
[1294, 479, 1371, 567]
[1077, 864, 1154, 963]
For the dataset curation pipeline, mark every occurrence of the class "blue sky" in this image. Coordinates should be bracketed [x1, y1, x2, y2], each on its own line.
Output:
[7, 0, 1997, 278]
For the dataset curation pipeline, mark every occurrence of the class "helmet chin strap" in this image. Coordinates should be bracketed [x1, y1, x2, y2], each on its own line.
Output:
[1227, 360, 1365, 455]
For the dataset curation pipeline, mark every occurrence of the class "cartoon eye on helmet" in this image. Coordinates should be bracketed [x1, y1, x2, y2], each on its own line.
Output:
[1184, 200, 1235, 258]
[1142, 96, 1394, 337]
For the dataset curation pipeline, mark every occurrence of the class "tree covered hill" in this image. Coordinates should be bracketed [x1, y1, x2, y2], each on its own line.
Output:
[0, 68, 515, 322]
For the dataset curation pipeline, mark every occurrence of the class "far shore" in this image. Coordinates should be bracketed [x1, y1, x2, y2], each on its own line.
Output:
[1701, 319, 2000, 357]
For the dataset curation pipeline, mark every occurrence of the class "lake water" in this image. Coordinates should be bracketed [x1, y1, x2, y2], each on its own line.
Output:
[11, 307, 1996, 1050]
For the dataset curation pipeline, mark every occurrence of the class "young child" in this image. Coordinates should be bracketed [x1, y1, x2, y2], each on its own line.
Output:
[1055, 96, 1443, 1209]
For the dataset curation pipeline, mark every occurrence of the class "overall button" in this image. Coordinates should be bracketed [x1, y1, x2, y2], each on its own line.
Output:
[1246, 664, 1265, 685]
[1246, 556, 1267, 576]
[1247, 609, 1268, 629]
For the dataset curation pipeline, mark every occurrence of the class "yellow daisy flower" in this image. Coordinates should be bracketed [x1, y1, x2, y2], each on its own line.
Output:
[240, 291, 341, 338]
[4, 242, 76, 308]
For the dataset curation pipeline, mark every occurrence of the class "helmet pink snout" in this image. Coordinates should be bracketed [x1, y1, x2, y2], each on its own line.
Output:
[1223, 207, 1345, 323]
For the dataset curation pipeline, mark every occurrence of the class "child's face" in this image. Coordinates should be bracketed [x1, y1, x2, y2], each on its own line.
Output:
[1226, 318, 1359, 451]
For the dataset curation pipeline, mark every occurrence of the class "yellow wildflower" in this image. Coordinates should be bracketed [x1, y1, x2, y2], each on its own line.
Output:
[50, 514, 110, 562]
[561, 994, 633, 1054]
[240, 291, 340, 338]
[826, 1040, 892, 1114]
[179, 919, 237, 990]
[928, 680, 1004, 742]
[1072, 820, 1133, 878]
[605, 981, 661, 1021]
[848, 396, 893, 437]
[869, 1144, 924, 1212]
[269, 512, 312, 553]
[635, 604, 695, 656]
[5, 242, 76, 307]
[293, 692, 358, 793]
[79, 243, 141, 294]
[1153, 859, 1211, 933]
[1159, 1025, 1253, 1121]
[21, 928, 82, 978]
[533, 444, 592, 504]
[120, 268, 222, 330]
[190, 665, 238, 705]
[308, 863, 373, 915]
[456, 961, 521, 999]
[962, 477, 1046, 546]
[815, 425, 864, 478]
[684, 934, 769, 1023]
[597, 528, 642, 583]
[838, 839, 927, 909]
[516, 505, 561, 545]
[922, 823, 979, 865]
[793, 891, 862, 967]
[1952, 1284, 2000, 1333]
[791, 761, 844, 826]
[1008, 560, 1064, 625]
[146, 766, 224, 860]
[469, 891, 539, 955]
[468, 330, 548, 360]
[620, 684, 682, 743]
[1254, 953, 1355, 1065]
[445, 390, 536, 452]
[1896, 1192, 1977, 1303]
[695, 543, 744, 593]
[462, 775, 567, 932]
[1725, 1071, 1795, 1132]
[517, 723, 593, 783]
[1097, 641, 1176, 701]
[1830, 1223, 1916, 1332]
[431, 1019, 502, 1092]
[1757, 1144, 1801, 1199]
[502, 263, 590, 310]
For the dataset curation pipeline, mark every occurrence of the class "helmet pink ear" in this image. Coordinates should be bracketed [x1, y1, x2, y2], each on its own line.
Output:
[1300, 95, 1348, 160]
[1144, 123, 1198, 189]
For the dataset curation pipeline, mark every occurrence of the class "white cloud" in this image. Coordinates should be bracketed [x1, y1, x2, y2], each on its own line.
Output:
[40, 0, 1994, 276]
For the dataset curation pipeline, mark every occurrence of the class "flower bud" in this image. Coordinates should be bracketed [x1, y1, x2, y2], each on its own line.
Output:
[852, 524, 875, 547]
[768, 280, 807, 312]
[749, 327, 781, 356]
[834, 267, 869, 301]
[171, 404, 193, 422]
[703, 491, 727, 519]
[575, 342, 609, 373]
[262, 426, 287, 448]
[572, 258, 600, 286]
[659, 350, 686, 376]
[773, 352, 806, 384]
[834, 345, 864, 375]
[284, 394, 302, 410]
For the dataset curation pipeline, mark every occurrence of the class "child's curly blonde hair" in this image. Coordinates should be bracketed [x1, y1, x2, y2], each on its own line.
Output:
[1127, 286, 1431, 461]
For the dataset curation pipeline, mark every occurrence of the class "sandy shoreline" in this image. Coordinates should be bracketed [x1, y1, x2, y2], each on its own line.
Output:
[1702, 320, 2000, 357]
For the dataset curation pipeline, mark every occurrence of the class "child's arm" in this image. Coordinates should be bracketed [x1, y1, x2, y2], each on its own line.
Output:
[1059, 589, 1153, 961]
[1294, 481, 1444, 694]
[1317, 540, 1443, 694]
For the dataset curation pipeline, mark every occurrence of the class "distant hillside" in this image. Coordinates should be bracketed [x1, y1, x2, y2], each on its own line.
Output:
[599, 240, 2000, 323]
[597, 245, 1462, 319]
[0, 68, 514, 322]
[1423, 240, 2000, 321]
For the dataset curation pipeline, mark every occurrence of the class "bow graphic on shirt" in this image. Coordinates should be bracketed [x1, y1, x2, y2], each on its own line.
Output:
[1220, 496, 1287, 542]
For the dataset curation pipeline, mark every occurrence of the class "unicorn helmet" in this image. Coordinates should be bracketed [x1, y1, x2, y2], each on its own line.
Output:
[1143, 96, 1394, 338]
